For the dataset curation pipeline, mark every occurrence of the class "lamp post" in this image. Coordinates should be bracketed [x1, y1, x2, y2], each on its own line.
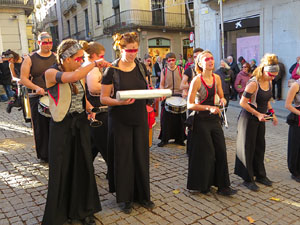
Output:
[220, 0, 225, 59]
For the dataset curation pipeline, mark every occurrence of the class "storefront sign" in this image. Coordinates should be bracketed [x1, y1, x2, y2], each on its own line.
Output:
[224, 16, 259, 31]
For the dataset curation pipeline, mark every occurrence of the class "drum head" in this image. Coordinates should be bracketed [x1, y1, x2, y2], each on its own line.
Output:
[166, 96, 186, 107]
[39, 96, 49, 106]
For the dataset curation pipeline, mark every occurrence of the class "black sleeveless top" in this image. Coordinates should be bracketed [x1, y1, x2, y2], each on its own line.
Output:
[256, 83, 272, 113]
[14, 59, 23, 78]
[30, 52, 56, 89]
[85, 83, 104, 108]
[196, 75, 218, 119]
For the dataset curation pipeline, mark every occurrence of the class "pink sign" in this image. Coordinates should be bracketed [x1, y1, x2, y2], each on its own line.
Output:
[237, 36, 260, 64]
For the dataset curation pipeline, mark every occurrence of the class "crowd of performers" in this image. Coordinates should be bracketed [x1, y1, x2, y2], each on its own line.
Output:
[1, 31, 300, 225]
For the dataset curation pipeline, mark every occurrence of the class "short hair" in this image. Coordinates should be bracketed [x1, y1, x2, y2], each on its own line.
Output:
[166, 52, 176, 59]
[38, 32, 52, 41]
[193, 48, 204, 54]
[112, 32, 139, 50]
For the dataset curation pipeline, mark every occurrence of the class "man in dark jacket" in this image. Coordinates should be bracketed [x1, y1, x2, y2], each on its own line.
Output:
[0, 52, 14, 101]
[227, 55, 240, 101]
[289, 56, 300, 75]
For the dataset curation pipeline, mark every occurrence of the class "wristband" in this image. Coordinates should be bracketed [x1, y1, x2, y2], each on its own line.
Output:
[94, 61, 97, 67]
[268, 108, 275, 114]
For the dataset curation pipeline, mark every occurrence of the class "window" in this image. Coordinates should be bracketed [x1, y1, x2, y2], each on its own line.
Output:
[84, 9, 90, 37]
[151, 0, 164, 26]
[114, 7, 120, 25]
[67, 20, 71, 37]
[96, 2, 100, 25]
[74, 16, 78, 35]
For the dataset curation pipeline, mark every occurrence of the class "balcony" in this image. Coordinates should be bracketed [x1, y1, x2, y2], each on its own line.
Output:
[103, 9, 193, 34]
[0, 0, 34, 16]
[62, 0, 77, 16]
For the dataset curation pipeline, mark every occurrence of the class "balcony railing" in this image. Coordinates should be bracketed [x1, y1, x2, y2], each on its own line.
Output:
[0, 0, 34, 15]
[61, 0, 77, 16]
[103, 9, 192, 34]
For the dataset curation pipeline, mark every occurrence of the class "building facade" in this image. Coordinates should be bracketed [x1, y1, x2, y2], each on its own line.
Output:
[194, 0, 300, 98]
[38, 0, 194, 62]
[0, 0, 34, 55]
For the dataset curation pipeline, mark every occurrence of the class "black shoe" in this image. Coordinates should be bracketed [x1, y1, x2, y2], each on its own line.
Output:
[243, 181, 259, 191]
[122, 202, 133, 214]
[157, 141, 167, 147]
[6, 103, 13, 113]
[175, 140, 185, 146]
[256, 177, 272, 186]
[140, 200, 155, 209]
[82, 216, 96, 225]
[217, 187, 237, 196]
[291, 174, 300, 183]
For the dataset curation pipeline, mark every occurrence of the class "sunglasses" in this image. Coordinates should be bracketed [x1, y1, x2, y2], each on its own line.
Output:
[267, 72, 277, 77]
[204, 57, 214, 62]
[167, 59, 176, 63]
[74, 56, 84, 62]
[124, 49, 138, 53]
[41, 41, 53, 45]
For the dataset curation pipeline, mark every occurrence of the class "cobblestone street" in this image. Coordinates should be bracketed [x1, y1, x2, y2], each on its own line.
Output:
[0, 101, 299, 225]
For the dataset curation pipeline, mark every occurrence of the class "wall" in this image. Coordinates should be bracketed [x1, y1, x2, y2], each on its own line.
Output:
[0, 9, 29, 55]
[194, 0, 300, 98]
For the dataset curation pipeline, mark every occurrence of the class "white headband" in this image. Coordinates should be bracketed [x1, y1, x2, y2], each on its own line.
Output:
[61, 43, 82, 60]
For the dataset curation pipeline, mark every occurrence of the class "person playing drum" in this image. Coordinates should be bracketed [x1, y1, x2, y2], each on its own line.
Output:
[158, 52, 186, 147]
[187, 50, 237, 196]
[42, 39, 111, 225]
[20, 32, 56, 162]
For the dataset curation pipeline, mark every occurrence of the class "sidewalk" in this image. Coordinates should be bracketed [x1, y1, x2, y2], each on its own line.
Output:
[229, 98, 289, 119]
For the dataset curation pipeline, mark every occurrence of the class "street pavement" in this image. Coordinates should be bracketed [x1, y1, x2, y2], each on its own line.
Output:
[0, 100, 299, 225]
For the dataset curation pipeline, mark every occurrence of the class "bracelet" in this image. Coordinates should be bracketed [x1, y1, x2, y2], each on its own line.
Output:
[94, 61, 97, 67]
[268, 108, 275, 114]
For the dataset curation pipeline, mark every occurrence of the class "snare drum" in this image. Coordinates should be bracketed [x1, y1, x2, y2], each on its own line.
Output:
[38, 95, 51, 117]
[165, 96, 187, 114]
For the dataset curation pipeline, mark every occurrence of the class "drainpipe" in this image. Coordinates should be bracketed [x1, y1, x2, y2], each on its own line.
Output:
[220, 0, 225, 59]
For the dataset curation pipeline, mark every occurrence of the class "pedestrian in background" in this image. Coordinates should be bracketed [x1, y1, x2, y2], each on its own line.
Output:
[214, 59, 233, 108]
[227, 55, 240, 101]
[154, 56, 163, 88]
[289, 56, 300, 75]
[272, 59, 285, 101]
[0, 52, 14, 101]
[235, 53, 279, 192]
[250, 59, 257, 73]
[234, 62, 252, 99]
[143, 54, 153, 88]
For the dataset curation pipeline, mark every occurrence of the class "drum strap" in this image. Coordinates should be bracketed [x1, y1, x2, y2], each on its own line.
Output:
[164, 66, 183, 84]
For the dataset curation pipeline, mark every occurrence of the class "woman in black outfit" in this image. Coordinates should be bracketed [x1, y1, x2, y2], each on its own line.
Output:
[235, 54, 279, 191]
[101, 32, 154, 214]
[187, 50, 237, 196]
[81, 40, 108, 163]
[42, 39, 110, 225]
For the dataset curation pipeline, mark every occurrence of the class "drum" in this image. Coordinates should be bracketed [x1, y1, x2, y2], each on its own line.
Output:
[38, 95, 51, 117]
[165, 96, 187, 114]
[20, 86, 31, 123]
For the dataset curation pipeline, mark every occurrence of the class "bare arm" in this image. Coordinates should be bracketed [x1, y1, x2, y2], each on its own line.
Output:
[100, 84, 135, 106]
[187, 76, 220, 114]
[9, 63, 17, 79]
[87, 67, 102, 94]
[180, 74, 189, 90]
[20, 56, 45, 94]
[45, 60, 111, 88]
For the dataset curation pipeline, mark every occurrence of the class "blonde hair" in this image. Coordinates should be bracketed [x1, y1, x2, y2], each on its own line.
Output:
[195, 50, 213, 74]
[80, 40, 105, 59]
[252, 53, 278, 81]
[112, 32, 139, 50]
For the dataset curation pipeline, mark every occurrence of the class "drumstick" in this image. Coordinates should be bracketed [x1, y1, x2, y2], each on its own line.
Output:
[222, 102, 229, 128]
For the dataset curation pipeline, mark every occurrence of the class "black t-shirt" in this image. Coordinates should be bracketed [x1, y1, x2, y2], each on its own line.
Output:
[184, 66, 195, 84]
[0, 61, 12, 85]
[102, 64, 147, 125]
